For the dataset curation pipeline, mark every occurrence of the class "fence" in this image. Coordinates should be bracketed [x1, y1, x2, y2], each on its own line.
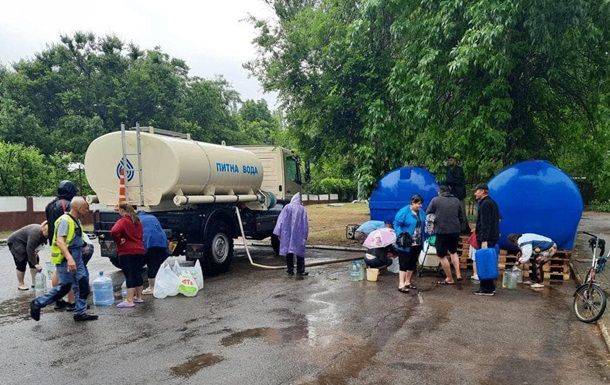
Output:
[0, 196, 93, 232]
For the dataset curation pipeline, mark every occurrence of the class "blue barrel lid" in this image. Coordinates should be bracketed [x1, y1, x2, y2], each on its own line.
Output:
[369, 166, 439, 222]
[489, 160, 583, 250]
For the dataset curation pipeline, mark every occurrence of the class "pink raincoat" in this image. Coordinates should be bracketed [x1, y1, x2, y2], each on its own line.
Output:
[273, 193, 309, 257]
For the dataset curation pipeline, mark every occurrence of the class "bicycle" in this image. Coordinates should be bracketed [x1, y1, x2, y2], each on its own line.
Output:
[573, 231, 608, 323]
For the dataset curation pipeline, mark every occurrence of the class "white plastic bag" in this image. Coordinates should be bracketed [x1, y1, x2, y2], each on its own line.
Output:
[191, 260, 204, 290]
[178, 270, 199, 297]
[388, 257, 400, 274]
[418, 241, 440, 267]
[153, 261, 181, 299]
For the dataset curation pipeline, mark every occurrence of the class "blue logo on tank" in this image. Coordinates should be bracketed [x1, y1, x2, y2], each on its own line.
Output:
[116, 159, 135, 181]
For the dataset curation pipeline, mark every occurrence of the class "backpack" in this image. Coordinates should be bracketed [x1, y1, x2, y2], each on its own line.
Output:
[396, 232, 413, 250]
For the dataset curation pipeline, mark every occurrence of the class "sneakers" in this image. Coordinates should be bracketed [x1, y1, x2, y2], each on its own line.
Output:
[474, 290, 495, 296]
[30, 301, 41, 321]
[286, 270, 295, 276]
[531, 283, 545, 289]
[523, 280, 532, 285]
[54, 300, 71, 311]
[74, 313, 99, 322]
[142, 288, 154, 295]
[470, 275, 479, 282]
[297, 271, 309, 277]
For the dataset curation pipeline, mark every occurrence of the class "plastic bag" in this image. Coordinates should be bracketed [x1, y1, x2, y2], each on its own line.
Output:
[178, 271, 199, 297]
[179, 260, 204, 290]
[153, 261, 181, 299]
[388, 257, 400, 274]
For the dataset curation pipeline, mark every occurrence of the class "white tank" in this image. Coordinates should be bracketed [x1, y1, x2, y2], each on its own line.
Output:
[84, 131, 264, 206]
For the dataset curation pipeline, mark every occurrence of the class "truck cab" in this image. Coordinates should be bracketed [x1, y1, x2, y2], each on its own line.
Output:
[235, 146, 302, 202]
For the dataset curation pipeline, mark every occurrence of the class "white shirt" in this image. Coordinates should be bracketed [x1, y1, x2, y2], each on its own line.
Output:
[517, 233, 553, 263]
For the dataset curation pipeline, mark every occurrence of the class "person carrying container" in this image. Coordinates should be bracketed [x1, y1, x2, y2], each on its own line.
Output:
[7, 222, 48, 290]
[138, 211, 169, 295]
[426, 184, 465, 285]
[273, 193, 309, 277]
[30, 197, 98, 322]
[393, 194, 426, 293]
[508, 233, 557, 289]
[44, 180, 79, 310]
[111, 204, 146, 308]
[473, 183, 500, 296]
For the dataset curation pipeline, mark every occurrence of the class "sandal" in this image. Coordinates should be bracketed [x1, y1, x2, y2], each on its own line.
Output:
[406, 284, 417, 289]
[133, 298, 144, 304]
[398, 287, 410, 293]
[117, 301, 135, 308]
[437, 280, 455, 286]
[18, 285, 29, 291]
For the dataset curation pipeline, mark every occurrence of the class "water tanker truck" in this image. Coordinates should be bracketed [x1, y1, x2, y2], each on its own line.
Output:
[84, 126, 302, 274]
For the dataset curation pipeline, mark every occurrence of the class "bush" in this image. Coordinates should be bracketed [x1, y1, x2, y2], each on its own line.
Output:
[314, 177, 357, 201]
[589, 200, 610, 213]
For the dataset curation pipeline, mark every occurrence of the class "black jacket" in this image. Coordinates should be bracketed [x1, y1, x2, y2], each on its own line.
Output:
[475, 196, 500, 244]
[44, 181, 78, 245]
[445, 165, 466, 200]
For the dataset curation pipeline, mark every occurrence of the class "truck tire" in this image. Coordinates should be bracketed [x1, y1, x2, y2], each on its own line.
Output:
[203, 221, 234, 275]
[271, 234, 280, 256]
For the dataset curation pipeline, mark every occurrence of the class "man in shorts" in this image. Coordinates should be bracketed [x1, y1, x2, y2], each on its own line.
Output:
[7, 222, 48, 290]
[426, 184, 465, 285]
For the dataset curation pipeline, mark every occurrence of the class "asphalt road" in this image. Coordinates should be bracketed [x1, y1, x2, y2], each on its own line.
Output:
[0, 242, 609, 385]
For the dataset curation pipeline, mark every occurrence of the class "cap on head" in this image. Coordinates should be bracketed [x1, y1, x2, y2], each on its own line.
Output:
[474, 183, 489, 192]
[57, 180, 78, 200]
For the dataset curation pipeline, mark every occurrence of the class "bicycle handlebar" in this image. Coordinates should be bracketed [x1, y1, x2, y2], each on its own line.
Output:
[582, 231, 599, 238]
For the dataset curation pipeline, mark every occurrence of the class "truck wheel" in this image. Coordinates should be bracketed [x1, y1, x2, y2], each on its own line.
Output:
[203, 222, 234, 275]
[271, 234, 280, 256]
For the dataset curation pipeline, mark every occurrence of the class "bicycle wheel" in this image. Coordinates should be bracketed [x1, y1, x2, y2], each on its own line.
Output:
[573, 283, 607, 323]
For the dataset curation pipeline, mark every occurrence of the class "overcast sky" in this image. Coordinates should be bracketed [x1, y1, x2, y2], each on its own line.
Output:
[0, 0, 278, 107]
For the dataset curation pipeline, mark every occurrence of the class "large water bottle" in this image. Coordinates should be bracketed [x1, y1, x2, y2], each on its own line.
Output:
[121, 281, 128, 299]
[349, 261, 363, 281]
[45, 262, 55, 289]
[34, 272, 46, 295]
[92, 271, 115, 306]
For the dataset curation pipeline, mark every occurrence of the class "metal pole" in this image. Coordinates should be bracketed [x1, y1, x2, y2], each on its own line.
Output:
[135, 122, 144, 206]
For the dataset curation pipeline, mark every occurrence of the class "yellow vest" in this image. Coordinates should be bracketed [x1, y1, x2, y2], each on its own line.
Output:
[50, 214, 80, 265]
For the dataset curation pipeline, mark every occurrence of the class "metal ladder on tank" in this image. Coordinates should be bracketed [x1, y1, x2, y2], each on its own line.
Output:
[120, 123, 145, 206]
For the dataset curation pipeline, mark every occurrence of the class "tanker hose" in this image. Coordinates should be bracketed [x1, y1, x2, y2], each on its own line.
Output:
[233, 207, 362, 270]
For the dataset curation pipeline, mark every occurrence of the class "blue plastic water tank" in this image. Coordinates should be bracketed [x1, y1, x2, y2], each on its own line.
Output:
[488, 160, 583, 250]
[369, 167, 439, 222]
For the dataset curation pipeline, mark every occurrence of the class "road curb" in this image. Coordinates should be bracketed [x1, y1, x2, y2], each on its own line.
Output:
[570, 261, 610, 351]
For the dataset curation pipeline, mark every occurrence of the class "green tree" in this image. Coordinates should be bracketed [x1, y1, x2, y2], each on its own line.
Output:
[237, 99, 282, 144]
[248, 0, 609, 198]
[0, 141, 49, 195]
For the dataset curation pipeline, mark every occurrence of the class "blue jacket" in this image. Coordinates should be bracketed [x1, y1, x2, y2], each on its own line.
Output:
[393, 206, 426, 241]
[138, 212, 168, 250]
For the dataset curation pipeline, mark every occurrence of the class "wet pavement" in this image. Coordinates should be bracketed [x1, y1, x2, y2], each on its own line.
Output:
[1, 242, 609, 385]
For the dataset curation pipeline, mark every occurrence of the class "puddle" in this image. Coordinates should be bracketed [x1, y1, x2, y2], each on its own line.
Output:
[0, 296, 33, 325]
[170, 353, 224, 378]
[300, 304, 413, 385]
[220, 325, 308, 347]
